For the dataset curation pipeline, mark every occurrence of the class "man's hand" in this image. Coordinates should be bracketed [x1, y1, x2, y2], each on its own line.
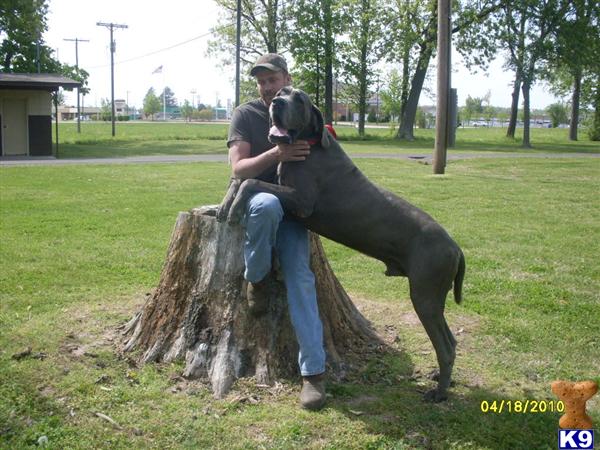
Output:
[275, 140, 310, 162]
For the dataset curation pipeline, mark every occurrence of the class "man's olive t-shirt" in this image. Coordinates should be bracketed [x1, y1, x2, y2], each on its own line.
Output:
[227, 99, 277, 183]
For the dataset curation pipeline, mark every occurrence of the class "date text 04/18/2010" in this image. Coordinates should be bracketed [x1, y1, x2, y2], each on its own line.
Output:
[480, 400, 565, 414]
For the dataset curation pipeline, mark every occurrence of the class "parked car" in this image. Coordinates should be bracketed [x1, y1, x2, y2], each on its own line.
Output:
[472, 120, 488, 127]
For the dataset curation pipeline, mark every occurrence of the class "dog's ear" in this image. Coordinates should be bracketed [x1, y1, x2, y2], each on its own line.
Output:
[311, 104, 331, 148]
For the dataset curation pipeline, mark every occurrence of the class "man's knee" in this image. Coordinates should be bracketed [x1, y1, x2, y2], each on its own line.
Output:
[247, 193, 283, 221]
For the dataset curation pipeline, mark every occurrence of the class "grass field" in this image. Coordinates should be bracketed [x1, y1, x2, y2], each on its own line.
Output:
[1, 152, 599, 448]
[52, 122, 600, 158]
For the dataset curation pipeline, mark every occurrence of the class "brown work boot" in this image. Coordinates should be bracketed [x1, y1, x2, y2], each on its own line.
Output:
[246, 275, 271, 316]
[300, 373, 326, 411]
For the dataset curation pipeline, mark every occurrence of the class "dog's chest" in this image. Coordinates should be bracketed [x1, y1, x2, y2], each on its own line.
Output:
[276, 162, 295, 186]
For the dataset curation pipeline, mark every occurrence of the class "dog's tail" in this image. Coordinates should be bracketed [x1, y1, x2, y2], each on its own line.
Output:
[453, 249, 466, 304]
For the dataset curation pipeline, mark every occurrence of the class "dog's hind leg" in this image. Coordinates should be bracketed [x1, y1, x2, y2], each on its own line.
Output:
[408, 274, 457, 402]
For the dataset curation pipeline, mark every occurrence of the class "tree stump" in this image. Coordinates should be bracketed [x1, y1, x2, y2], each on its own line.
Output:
[122, 205, 383, 398]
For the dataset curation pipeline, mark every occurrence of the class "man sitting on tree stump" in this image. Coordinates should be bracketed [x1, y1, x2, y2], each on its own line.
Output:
[227, 53, 327, 411]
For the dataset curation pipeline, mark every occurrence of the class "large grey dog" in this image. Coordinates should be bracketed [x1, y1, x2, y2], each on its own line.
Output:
[218, 86, 466, 402]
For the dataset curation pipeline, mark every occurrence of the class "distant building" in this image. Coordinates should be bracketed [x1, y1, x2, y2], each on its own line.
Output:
[115, 99, 127, 116]
[57, 105, 101, 121]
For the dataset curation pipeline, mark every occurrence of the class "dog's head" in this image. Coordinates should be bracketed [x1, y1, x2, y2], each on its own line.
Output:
[268, 87, 330, 148]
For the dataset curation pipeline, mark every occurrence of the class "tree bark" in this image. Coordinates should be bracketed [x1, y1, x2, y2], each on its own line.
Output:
[396, 45, 433, 140]
[323, 0, 334, 125]
[357, 0, 371, 137]
[569, 69, 581, 141]
[122, 206, 383, 398]
[521, 79, 532, 148]
[507, 68, 521, 138]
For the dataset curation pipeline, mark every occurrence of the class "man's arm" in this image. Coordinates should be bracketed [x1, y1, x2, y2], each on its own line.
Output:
[229, 140, 311, 180]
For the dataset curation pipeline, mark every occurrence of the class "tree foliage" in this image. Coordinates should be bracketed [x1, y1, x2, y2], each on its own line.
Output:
[546, 102, 569, 127]
[0, 0, 89, 92]
[180, 100, 194, 122]
[338, 0, 384, 136]
[380, 68, 404, 121]
[159, 86, 178, 108]
[0, 0, 55, 72]
[288, 0, 340, 123]
[143, 88, 161, 120]
[497, 0, 570, 146]
[208, 0, 595, 142]
[543, 0, 600, 140]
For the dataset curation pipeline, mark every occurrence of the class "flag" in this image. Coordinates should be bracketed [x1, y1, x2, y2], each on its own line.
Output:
[152, 65, 163, 74]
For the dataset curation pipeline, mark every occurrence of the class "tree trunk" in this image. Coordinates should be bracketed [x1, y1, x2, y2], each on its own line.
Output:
[357, 0, 370, 137]
[323, 0, 334, 125]
[591, 83, 600, 141]
[396, 45, 433, 140]
[521, 79, 532, 148]
[122, 206, 383, 398]
[507, 69, 521, 138]
[400, 45, 410, 119]
[569, 69, 581, 141]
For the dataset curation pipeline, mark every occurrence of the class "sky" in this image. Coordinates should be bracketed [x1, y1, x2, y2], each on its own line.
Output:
[44, 0, 562, 111]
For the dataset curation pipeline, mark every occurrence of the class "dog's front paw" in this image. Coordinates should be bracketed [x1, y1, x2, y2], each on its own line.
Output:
[226, 199, 245, 224]
[227, 208, 244, 224]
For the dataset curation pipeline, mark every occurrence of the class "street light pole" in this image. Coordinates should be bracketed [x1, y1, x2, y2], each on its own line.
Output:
[64, 38, 90, 133]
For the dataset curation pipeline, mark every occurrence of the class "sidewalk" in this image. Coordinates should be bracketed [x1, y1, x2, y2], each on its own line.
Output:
[1, 152, 598, 167]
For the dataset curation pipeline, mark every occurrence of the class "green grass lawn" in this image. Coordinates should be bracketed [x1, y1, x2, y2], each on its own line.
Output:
[53, 122, 600, 158]
[1, 157, 599, 449]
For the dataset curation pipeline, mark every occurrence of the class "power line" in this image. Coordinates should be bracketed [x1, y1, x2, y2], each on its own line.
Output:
[87, 1, 285, 69]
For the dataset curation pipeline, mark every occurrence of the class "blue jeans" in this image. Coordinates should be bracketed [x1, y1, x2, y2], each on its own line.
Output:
[244, 192, 326, 377]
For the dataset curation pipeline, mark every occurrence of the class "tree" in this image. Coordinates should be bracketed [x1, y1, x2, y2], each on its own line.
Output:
[288, 0, 339, 124]
[464, 94, 484, 124]
[1, 0, 56, 72]
[122, 207, 382, 398]
[382, 0, 504, 140]
[208, 0, 291, 104]
[498, 0, 567, 147]
[100, 98, 112, 121]
[589, 82, 600, 140]
[544, 0, 600, 140]
[180, 100, 194, 122]
[143, 88, 161, 120]
[546, 102, 568, 128]
[380, 68, 404, 121]
[339, 0, 383, 137]
[195, 107, 214, 121]
[159, 86, 178, 109]
[0, 0, 90, 93]
[415, 106, 433, 128]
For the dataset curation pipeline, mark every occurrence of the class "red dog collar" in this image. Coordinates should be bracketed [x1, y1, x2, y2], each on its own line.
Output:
[308, 124, 338, 146]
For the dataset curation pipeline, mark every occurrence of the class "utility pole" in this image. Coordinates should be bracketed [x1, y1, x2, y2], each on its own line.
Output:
[96, 22, 128, 137]
[235, 0, 242, 107]
[64, 38, 90, 133]
[433, 0, 451, 174]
